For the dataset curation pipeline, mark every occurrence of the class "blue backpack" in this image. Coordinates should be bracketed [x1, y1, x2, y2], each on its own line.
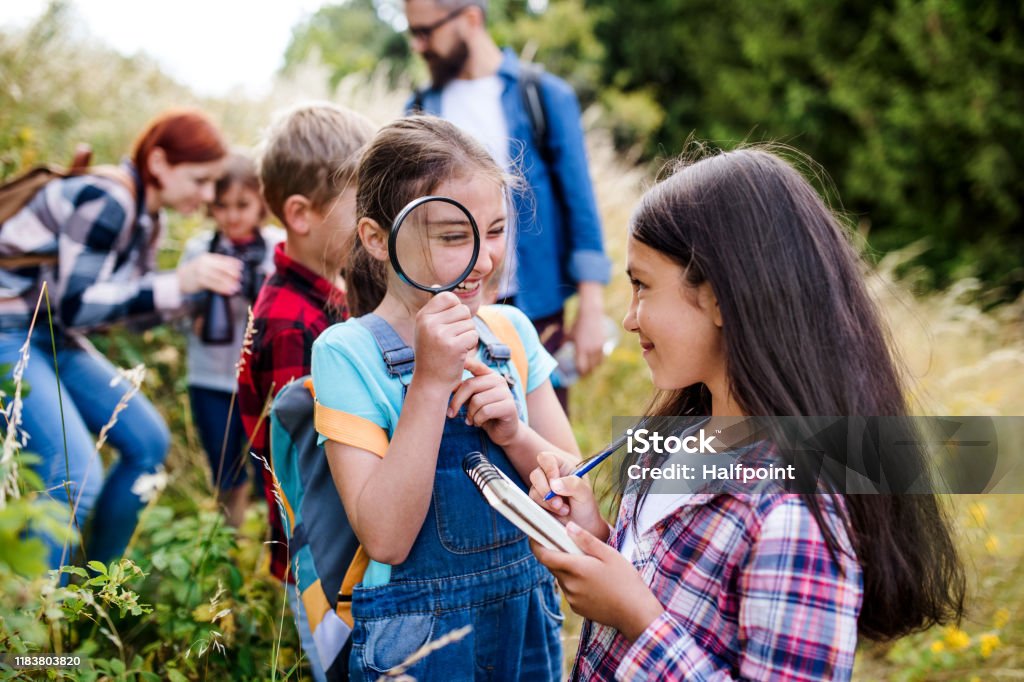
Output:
[270, 377, 361, 680]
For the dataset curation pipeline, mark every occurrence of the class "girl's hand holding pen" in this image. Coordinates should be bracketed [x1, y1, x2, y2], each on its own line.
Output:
[530, 524, 665, 643]
[529, 452, 609, 541]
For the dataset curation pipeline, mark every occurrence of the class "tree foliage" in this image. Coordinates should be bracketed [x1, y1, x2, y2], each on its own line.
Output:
[586, 0, 1024, 291]
[282, 0, 415, 88]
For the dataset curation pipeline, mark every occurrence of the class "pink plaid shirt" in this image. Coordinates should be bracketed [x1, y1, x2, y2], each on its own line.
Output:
[571, 486, 862, 681]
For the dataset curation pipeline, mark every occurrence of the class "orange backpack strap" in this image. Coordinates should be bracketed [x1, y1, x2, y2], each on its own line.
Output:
[335, 546, 371, 627]
[477, 305, 529, 391]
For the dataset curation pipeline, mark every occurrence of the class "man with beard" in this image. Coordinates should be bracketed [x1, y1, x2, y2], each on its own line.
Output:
[404, 0, 611, 409]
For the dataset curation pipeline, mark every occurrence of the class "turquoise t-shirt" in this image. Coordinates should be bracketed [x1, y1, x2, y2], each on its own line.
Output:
[312, 304, 556, 444]
[311, 304, 557, 586]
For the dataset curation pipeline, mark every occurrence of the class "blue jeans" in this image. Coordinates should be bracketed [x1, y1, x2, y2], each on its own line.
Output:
[188, 385, 250, 491]
[0, 328, 170, 569]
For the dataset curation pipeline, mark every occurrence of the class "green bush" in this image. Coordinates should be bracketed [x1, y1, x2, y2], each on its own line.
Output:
[587, 0, 1024, 293]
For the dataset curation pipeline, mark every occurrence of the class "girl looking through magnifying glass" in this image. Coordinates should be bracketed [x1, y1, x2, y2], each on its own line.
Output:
[311, 116, 581, 681]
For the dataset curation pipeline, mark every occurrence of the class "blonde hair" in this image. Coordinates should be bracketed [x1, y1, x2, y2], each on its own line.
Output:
[258, 102, 375, 226]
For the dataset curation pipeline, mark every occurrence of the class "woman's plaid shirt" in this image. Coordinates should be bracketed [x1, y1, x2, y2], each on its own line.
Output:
[0, 164, 178, 332]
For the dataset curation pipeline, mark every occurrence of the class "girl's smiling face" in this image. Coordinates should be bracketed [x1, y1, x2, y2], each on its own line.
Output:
[624, 235, 727, 395]
[395, 174, 507, 315]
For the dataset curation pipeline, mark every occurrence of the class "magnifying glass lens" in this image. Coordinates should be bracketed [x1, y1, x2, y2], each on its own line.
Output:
[391, 196, 480, 293]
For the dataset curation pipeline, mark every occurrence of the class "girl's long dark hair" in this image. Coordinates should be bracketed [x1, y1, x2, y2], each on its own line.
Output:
[621, 145, 964, 641]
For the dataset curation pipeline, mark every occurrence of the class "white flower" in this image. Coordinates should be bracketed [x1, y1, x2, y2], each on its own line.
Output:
[130, 465, 168, 503]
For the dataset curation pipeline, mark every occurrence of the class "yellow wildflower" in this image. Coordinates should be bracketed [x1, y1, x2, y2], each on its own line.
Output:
[979, 633, 1001, 659]
[985, 535, 1000, 554]
[943, 626, 970, 651]
[966, 502, 987, 526]
[993, 607, 1010, 629]
[929, 640, 945, 654]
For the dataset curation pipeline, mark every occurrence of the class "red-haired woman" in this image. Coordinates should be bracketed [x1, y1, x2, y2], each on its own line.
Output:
[0, 109, 239, 570]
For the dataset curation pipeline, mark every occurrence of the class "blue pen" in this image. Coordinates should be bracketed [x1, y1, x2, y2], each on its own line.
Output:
[543, 438, 625, 501]
[542, 416, 704, 501]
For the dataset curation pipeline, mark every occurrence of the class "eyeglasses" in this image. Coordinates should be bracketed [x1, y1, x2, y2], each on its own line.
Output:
[407, 5, 468, 42]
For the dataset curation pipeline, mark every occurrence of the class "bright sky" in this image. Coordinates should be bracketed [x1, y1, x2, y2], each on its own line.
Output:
[0, 0, 332, 97]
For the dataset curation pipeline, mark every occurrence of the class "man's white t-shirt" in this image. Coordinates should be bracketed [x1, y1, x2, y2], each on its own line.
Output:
[441, 75, 518, 297]
[441, 75, 510, 169]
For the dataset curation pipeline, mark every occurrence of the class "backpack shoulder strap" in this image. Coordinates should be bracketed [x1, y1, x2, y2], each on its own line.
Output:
[476, 305, 529, 391]
[0, 166, 66, 268]
[0, 153, 140, 270]
[518, 61, 550, 161]
[64, 144, 137, 205]
[410, 86, 428, 114]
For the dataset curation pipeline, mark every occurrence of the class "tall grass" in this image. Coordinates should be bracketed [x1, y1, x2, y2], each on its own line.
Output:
[1, 4, 1022, 680]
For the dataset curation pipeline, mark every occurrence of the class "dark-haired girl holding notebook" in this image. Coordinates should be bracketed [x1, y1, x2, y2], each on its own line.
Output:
[530, 147, 966, 681]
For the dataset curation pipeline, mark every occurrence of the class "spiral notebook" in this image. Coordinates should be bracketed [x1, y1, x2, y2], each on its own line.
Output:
[462, 451, 583, 555]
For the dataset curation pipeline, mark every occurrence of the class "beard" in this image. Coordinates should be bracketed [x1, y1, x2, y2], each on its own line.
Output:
[424, 38, 470, 88]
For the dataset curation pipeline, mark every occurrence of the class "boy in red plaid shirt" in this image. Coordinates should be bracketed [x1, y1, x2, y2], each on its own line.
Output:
[237, 103, 374, 682]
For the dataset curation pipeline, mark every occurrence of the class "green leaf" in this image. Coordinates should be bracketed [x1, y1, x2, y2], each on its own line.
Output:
[169, 555, 191, 580]
[150, 550, 169, 570]
[1, 536, 48, 575]
[61, 565, 88, 578]
[86, 560, 107, 575]
[85, 574, 109, 587]
[166, 669, 189, 682]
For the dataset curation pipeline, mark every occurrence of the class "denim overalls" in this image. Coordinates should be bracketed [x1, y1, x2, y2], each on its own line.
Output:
[348, 313, 564, 682]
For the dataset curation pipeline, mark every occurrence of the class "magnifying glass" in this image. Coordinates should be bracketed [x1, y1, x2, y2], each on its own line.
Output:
[389, 195, 481, 294]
